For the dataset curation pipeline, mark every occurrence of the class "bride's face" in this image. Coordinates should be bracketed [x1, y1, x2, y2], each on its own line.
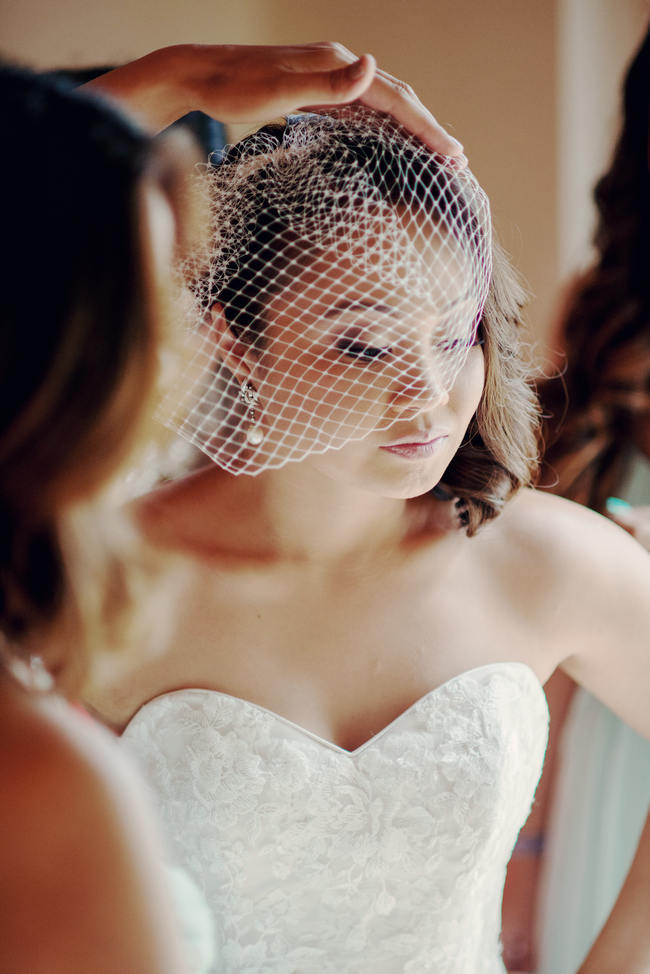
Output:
[242, 217, 486, 497]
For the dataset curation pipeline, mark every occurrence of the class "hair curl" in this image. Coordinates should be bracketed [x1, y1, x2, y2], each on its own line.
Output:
[444, 238, 538, 533]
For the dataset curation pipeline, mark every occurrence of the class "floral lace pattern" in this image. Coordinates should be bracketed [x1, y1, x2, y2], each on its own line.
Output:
[123, 662, 549, 973]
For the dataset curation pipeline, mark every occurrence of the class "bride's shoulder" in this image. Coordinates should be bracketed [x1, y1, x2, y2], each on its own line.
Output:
[466, 489, 650, 668]
[485, 487, 650, 587]
[496, 487, 605, 542]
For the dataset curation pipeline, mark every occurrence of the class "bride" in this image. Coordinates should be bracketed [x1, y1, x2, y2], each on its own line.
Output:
[89, 109, 650, 973]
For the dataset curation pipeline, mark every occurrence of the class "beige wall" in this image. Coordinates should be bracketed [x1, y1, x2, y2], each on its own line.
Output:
[557, 0, 648, 271]
[1, 0, 647, 343]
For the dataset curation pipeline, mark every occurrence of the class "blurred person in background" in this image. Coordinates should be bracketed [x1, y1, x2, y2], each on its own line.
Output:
[502, 23, 650, 974]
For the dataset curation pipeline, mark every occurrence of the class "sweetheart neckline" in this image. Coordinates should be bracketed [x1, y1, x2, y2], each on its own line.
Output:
[124, 661, 547, 757]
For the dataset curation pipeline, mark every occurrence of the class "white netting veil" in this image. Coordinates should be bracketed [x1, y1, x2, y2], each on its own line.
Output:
[159, 107, 492, 475]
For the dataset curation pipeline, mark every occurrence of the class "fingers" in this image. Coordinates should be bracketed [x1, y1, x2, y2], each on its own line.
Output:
[361, 68, 466, 161]
[606, 499, 650, 552]
[606, 497, 635, 530]
[285, 53, 377, 107]
[299, 47, 466, 162]
[138, 41, 467, 161]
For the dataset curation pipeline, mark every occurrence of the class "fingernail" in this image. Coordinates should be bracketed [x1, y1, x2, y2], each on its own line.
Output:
[449, 137, 464, 152]
[448, 153, 468, 168]
[347, 57, 366, 81]
[606, 496, 631, 515]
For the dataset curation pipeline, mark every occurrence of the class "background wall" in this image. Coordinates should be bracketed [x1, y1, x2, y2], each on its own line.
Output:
[558, 0, 649, 270]
[1, 0, 647, 346]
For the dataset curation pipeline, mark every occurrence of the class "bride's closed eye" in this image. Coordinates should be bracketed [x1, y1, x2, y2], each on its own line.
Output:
[336, 337, 393, 361]
[433, 334, 482, 354]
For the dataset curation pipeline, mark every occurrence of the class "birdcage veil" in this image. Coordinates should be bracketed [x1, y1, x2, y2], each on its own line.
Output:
[158, 106, 492, 475]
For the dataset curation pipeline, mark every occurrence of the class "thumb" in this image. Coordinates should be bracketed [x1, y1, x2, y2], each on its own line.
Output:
[293, 53, 376, 107]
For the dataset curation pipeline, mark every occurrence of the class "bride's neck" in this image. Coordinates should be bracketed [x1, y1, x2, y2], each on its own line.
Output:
[138, 462, 448, 564]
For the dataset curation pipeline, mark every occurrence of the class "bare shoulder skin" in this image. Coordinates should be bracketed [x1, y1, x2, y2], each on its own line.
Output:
[0, 676, 186, 974]
[494, 488, 650, 738]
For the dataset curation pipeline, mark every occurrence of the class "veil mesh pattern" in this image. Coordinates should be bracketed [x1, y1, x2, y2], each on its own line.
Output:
[159, 107, 492, 475]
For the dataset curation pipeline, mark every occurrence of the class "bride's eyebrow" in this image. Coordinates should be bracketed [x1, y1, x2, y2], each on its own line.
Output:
[322, 299, 397, 319]
[321, 292, 474, 320]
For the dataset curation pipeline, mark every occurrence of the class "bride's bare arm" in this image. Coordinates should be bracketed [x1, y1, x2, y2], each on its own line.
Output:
[515, 491, 650, 973]
[557, 511, 650, 741]
[82, 43, 466, 157]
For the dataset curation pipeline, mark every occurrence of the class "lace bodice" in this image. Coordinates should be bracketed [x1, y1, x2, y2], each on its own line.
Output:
[123, 662, 548, 973]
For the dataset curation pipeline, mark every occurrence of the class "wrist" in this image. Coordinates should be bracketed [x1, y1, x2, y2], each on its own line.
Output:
[88, 46, 194, 133]
[151, 46, 195, 117]
[151, 44, 224, 125]
[136, 46, 193, 130]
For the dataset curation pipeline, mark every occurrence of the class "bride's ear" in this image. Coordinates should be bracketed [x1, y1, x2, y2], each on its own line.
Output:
[205, 303, 259, 383]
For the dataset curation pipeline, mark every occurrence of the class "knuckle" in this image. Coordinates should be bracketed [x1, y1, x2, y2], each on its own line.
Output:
[328, 66, 350, 94]
[323, 40, 349, 60]
[393, 80, 416, 98]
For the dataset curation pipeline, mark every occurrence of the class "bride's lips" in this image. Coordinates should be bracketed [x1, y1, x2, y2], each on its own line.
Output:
[380, 433, 449, 460]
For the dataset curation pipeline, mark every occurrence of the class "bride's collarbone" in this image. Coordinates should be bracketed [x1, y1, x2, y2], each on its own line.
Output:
[105, 592, 545, 736]
[117, 517, 557, 718]
[175, 559, 476, 642]
[180, 523, 479, 599]
[157, 529, 549, 674]
[158, 570, 530, 696]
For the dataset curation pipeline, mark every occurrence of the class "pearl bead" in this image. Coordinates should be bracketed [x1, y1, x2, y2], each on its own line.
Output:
[246, 425, 264, 446]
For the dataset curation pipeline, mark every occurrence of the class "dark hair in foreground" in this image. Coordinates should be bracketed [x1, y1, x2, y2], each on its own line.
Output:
[198, 114, 539, 533]
[0, 65, 178, 683]
[538, 26, 650, 511]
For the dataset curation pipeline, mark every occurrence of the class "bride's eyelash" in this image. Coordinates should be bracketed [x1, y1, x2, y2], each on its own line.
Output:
[335, 338, 392, 362]
[433, 324, 484, 353]
[433, 337, 465, 353]
[334, 319, 483, 362]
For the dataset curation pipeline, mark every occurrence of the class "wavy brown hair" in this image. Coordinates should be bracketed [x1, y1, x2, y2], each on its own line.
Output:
[538, 26, 650, 512]
[442, 237, 539, 533]
[198, 113, 539, 534]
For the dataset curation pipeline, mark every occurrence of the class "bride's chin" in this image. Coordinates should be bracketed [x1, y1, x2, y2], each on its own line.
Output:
[303, 444, 450, 500]
[382, 483, 442, 501]
[364, 466, 448, 501]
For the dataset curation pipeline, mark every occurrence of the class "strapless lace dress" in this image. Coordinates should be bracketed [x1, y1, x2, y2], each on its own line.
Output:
[122, 662, 548, 973]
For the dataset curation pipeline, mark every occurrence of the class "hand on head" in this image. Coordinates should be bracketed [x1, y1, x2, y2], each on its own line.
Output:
[86, 42, 466, 162]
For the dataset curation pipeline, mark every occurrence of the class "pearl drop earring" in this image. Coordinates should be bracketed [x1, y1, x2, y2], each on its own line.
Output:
[239, 382, 265, 446]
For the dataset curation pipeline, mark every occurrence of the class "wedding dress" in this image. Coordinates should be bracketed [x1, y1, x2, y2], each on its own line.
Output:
[123, 661, 548, 973]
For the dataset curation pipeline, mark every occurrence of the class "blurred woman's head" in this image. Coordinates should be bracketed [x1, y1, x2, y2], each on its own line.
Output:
[0, 64, 193, 683]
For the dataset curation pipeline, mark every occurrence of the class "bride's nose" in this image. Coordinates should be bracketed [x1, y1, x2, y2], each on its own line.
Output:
[388, 356, 450, 415]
